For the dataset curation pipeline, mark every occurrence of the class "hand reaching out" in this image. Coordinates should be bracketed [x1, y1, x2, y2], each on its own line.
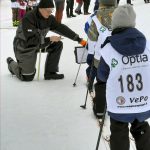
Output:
[80, 39, 87, 47]
[50, 36, 62, 43]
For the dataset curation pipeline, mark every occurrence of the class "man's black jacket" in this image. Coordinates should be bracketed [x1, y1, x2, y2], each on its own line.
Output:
[14, 7, 80, 49]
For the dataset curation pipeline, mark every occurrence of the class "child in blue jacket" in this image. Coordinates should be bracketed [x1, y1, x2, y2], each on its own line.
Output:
[98, 4, 150, 150]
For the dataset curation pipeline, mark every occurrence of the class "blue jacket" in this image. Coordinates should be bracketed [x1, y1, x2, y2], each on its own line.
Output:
[97, 27, 150, 123]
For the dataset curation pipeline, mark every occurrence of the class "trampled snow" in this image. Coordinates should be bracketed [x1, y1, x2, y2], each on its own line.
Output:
[0, 0, 150, 150]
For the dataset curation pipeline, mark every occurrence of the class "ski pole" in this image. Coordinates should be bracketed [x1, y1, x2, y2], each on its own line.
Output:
[80, 56, 95, 109]
[73, 46, 87, 87]
[37, 48, 42, 81]
[80, 81, 94, 109]
[80, 88, 89, 109]
[95, 105, 107, 150]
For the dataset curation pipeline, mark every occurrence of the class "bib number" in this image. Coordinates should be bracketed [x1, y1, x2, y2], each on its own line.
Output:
[118, 73, 143, 93]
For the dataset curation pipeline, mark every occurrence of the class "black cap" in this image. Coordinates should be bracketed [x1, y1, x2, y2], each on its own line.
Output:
[38, 0, 54, 8]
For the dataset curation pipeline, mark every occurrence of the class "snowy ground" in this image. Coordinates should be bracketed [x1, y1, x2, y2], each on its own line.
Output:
[0, 0, 150, 150]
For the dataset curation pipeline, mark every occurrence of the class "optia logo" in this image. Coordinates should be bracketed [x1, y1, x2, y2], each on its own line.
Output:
[122, 54, 148, 66]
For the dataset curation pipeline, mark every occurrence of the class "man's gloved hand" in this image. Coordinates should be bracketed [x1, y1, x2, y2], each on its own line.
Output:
[76, 36, 87, 47]
[80, 39, 87, 47]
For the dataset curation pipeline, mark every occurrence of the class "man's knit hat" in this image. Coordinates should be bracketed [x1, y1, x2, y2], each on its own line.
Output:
[111, 4, 136, 30]
[38, 0, 54, 8]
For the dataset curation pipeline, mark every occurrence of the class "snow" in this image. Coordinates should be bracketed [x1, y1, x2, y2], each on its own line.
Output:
[0, 0, 150, 150]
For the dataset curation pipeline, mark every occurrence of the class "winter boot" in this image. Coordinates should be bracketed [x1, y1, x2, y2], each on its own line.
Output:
[44, 72, 64, 80]
[93, 97, 104, 119]
[130, 120, 150, 150]
[70, 14, 76, 17]
[7, 57, 15, 75]
[92, 81, 106, 119]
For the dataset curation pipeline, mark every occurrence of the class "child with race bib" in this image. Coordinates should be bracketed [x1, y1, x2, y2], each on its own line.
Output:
[97, 4, 150, 150]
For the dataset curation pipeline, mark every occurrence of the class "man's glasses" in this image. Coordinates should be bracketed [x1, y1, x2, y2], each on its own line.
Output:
[45, 8, 55, 14]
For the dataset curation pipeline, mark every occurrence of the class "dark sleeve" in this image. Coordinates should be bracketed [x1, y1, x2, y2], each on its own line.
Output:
[97, 57, 110, 82]
[22, 15, 41, 48]
[49, 16, 81, 42]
